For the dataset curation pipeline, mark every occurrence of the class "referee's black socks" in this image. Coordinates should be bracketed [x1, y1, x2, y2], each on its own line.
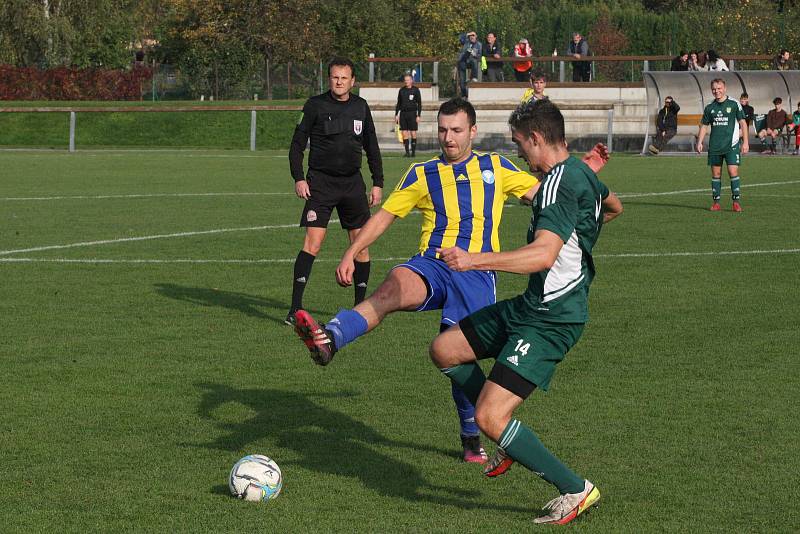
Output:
[291, 250, 315, 311]
[403, 139, 410, 156]
[353, 260, 371, 305]
[411, 139, 417, 156]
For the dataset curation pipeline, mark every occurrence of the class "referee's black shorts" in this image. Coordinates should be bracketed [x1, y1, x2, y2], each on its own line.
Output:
[398, 111, 419, 131]
[299, 170, 370, 230]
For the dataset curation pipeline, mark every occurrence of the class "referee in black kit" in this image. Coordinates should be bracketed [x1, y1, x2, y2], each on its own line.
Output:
[286, 57, 383, 325]
[395, 73, 422, 157]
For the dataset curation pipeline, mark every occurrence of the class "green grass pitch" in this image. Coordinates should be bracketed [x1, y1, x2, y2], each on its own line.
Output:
[1, 148, 798, 532]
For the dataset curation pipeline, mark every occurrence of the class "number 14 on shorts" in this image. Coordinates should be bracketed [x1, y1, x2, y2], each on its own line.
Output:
[507, 339, 530, 366]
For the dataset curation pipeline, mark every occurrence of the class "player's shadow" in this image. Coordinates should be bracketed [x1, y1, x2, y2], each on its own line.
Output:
[622, 199, 711, 211]
[153, 283, 328, 325]
[195, 383, 530, 513]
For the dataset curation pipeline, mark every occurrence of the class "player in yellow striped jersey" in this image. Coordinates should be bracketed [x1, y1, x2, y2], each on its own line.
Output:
[294, 98, 608, 462]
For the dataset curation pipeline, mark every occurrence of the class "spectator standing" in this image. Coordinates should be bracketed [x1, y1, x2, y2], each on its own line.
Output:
[567, 32, 590, 82]
[792, 103, 800, 155]
[458, 31, 482, 98]
[484, 32, 504, 82]
[671, 51, 689, 71]
[758, 97, 789, 154]
[706, 50, 728, 71]
[648, 96, 680, 154]
[513, 38, 533, 82]
[287, 57, 383, 323]
[773, 49, 793, 70]
[521, 71, 548, 103]
[395, 73, 422, 157]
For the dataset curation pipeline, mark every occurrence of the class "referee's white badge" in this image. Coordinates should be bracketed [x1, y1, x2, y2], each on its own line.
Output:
[353, 120, 363, 135]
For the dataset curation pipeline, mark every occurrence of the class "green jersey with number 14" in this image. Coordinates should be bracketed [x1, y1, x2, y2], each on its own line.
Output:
[524, 156, 610, 323]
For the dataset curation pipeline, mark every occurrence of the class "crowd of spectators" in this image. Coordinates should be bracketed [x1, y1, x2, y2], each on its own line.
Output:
[456, 30, 595, 96]
[670, 49, 729, 71]
[456, 31, 794, 96]
[671, 49, 794, 72]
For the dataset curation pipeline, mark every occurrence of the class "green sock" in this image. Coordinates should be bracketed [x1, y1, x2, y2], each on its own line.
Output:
[730, 177, 740, 200]
[711, 178, 721, 201]
[500, 419, 584, 495]
[440, 363, 485, 405]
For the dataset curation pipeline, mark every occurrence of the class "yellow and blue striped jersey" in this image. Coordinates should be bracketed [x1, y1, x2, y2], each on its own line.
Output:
[382, 151, 538, 257]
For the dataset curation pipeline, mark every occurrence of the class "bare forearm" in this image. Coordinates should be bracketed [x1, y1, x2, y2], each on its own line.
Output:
[697, 125, 708, 143]
[602, 192, 623, 224]
[344, 209, 395, 257]
[469, 242, 556, 274]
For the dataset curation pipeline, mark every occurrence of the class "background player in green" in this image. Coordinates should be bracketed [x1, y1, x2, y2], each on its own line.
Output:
[697, 78, 749, 212]
[428, 100, 623, 525]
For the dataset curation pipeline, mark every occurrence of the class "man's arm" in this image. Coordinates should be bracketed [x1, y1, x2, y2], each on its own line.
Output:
[697, 124, 709, 152]
[602, 191, 623, 224]
[395, 89, 402, 120]
[739, 119, 749, 153]
[289, 101, 315, 198]
[438, 229, 564, 274]
[362, 103, 384, 206]
[336, 209, 397, 286]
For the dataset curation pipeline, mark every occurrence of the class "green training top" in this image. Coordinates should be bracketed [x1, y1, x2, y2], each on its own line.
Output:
[702, 97, 745, 155]
[524, 156, 610, 323]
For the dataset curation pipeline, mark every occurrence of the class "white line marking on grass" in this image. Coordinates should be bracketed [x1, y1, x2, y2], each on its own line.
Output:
[617, 179, 800, 199]
[2, 248, 798, 264]
[0, 222, 310, 256]
[0, 192, 292, 201]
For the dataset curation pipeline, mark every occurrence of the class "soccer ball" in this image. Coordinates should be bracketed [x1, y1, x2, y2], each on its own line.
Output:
[229, 454, 283, 502]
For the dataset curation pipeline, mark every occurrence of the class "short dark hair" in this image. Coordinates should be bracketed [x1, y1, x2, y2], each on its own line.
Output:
[679, 50, 687, 56]
[741, 92, 749, 98]
[508, 99, 565, 146]
[773, 97, 783, 105]
[438, 98, 476, 126]
[530, 70, 547, 82]
[328, 57, 355, 77]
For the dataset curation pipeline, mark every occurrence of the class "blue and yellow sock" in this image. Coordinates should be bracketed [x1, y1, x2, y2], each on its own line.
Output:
[325, 309, 368, 351]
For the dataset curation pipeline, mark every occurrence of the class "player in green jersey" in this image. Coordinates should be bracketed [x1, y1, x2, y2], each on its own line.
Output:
[697, 78, 749, 212]
[428, 99, 623, 525]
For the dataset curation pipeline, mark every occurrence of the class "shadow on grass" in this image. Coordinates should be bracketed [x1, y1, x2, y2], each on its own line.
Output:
[153, 283, 328, 325]
[195, 383, 530, 513]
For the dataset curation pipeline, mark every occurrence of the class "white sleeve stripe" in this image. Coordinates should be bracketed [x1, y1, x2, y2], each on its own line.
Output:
[544, 165, 564, 207]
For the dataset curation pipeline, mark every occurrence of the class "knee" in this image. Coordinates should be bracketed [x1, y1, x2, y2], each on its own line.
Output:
[428, 335, 448, 368]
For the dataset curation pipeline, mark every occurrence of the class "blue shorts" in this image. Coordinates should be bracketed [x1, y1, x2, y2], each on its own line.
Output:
[394, 255, 497, 327]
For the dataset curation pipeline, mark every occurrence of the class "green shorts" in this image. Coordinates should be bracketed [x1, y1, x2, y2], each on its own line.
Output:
[708, 145, 741, 167]
[460, 295, 584, 391]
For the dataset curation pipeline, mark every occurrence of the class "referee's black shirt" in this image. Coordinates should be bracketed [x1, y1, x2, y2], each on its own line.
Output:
[289, 91, 383, 187]
[395, 86, 422, 117]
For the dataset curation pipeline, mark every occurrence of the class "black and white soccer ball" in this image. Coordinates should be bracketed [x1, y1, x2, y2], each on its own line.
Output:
[229, 454, 283, 502]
